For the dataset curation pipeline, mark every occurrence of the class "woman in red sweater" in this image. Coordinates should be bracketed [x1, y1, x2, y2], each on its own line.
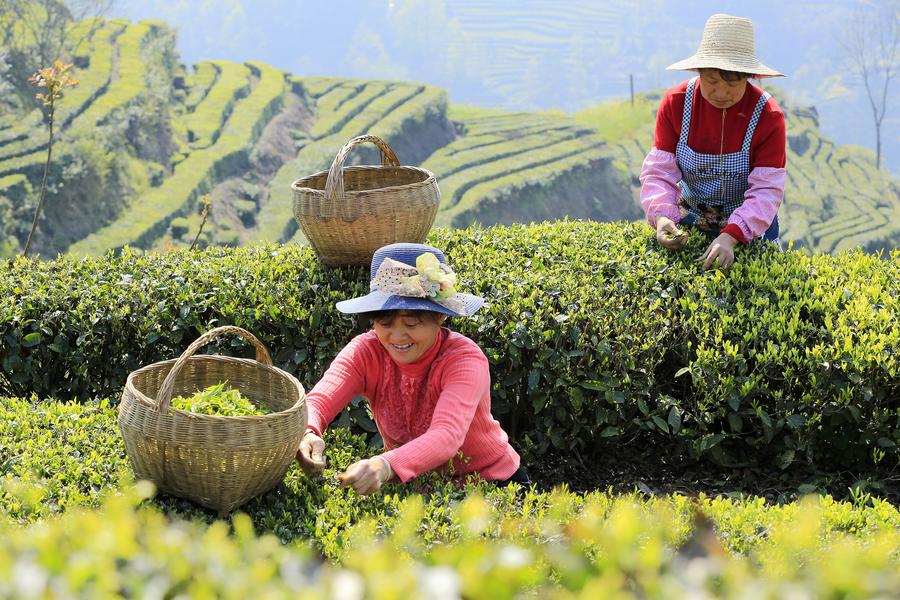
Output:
[295, 242, 526, 495]
[640, 14, 787, 270]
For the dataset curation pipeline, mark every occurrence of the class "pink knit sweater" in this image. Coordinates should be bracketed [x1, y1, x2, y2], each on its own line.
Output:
[305, 328, 520, 483]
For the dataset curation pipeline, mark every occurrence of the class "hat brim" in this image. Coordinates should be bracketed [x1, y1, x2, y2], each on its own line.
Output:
[666, 55, 783, 78]
[336, 290, 485, 317]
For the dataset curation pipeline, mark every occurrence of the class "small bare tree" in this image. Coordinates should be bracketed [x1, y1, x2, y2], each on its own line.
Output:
[842, 2, 899, 170]
[189, 194, 213, 251]
[23, 60, 78, 257]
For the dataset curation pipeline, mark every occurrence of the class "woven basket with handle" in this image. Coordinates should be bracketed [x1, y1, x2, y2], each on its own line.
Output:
[292, 134, 440, 266]
[118, 326, 306, 516]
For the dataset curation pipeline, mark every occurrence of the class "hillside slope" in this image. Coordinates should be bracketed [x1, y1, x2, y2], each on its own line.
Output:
[0, 17, 896, 257]
[423, 105, 638, 228]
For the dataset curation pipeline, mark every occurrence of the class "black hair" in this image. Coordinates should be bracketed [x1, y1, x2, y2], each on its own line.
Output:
[365, 309, 446, 325]
[700, 68, 753, 82]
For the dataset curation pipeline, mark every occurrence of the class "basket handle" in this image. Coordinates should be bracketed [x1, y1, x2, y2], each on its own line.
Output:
[155, 325, 273, 413]
[324, 134, 401, 207]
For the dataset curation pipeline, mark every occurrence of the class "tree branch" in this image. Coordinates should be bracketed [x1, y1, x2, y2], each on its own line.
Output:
[843, 3, 897, 169]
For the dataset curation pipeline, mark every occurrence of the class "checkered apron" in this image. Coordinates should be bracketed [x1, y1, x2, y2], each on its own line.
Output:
[676, 77, 778, 241]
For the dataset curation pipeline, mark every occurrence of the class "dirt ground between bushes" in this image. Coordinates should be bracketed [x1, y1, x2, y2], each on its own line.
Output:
[525, 447, 900, 504]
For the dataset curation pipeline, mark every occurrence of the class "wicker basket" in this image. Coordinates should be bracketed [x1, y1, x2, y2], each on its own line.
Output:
[292, 134, 440, 266]
[118, 326, 306, 516]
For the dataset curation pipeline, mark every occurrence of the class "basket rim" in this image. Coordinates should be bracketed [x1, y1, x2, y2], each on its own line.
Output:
[123, 355, 305, 422]
[291, 165, 437, 195]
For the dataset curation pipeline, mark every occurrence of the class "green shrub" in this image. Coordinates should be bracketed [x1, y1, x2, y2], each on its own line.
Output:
[675, 244, 900, 472]
[0, 472, 896, 599]
[0, 396, 129, 522]
[1, 222, 898, 474]
[0, 394, 897, 600]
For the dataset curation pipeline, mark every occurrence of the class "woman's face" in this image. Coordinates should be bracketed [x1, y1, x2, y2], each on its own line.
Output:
[698, 69, 748, 109]
[373, 310, 445, 364]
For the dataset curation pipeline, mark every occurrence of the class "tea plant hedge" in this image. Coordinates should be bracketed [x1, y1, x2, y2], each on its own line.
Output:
[180, 60, 252, 149]
[1, 396, 898, 598]
[182, 61, 219, 112]
[1, 221, 897, 474]
[2, 481, 896, 599]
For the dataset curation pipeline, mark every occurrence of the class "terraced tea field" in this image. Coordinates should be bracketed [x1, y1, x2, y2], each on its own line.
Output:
[0, 19, 132, 179]
[71, 59, 288, 254]
[443, 0, 640, 109]
[252, 77, 451, 245]
[0, 16, 896, 257]
[423, 105, 636, 227]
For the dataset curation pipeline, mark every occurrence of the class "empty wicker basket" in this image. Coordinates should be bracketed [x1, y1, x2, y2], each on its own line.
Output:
[118, 326, 306, 516]
[292, 134, 440, 266]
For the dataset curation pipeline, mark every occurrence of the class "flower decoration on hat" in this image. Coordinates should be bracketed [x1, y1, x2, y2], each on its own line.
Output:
[370, 252, 464, 313]
[401, 252, 457, 299]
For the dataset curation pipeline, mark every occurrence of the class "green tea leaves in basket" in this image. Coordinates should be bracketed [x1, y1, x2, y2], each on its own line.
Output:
[170, 382, 270, 416]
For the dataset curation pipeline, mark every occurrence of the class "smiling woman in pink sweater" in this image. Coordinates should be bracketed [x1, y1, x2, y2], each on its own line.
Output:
[295, 242, 525, 495]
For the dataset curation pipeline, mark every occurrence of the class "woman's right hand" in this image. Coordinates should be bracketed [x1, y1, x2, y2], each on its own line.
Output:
[656, 216, 689, 250]
[296, 430, 326, 474]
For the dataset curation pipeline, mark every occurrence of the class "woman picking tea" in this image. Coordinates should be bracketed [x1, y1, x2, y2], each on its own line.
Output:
[295, 243, 527, 495]
[640, 13, 787, 269]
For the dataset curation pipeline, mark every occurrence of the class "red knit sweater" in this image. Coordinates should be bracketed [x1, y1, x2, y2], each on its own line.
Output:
[653, 79, 786, 168]
[305, 328, 520, 483]
[647, 79, 787, 241]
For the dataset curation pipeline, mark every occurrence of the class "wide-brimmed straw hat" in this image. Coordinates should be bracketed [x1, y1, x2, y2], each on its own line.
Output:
[335, 242, 485, 317]
[666, 14, 783, 78]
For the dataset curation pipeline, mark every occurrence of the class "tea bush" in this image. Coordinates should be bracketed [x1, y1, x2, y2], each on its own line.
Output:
[3, 396, 899, 557]
[0, 397, 130, 522]
[0, 474, 897, 599]
[1, 221, 897, 474]
[2, 395, 899, 597]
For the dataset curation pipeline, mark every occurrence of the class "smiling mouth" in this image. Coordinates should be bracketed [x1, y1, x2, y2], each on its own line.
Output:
[391, 343, 413, 351]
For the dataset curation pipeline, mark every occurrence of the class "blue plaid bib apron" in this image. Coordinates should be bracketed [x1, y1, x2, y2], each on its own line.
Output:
[676, 77, 779, 242]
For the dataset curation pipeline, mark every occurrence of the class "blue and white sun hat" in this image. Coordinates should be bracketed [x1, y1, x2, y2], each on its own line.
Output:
[335, 243, 485, 317]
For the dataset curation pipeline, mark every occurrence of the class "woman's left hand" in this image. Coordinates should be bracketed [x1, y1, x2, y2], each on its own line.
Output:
[338, 457, 392, 495]
[699, 233, 738, 270]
